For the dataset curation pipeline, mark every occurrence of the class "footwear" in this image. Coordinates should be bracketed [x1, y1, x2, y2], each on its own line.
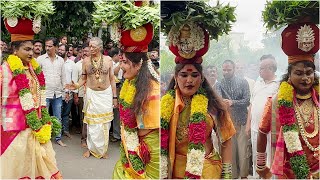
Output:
[57, 140, 67, 147]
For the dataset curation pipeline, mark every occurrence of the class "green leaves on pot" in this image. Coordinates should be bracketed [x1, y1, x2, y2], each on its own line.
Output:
[92, 0, 160, 30]
[0, 0, 55, 19]
[262, 1, 319, 30]
[161, 1, 236, 40]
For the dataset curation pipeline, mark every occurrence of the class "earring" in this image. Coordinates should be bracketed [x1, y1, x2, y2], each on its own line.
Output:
[174, 80, 177, 89]
[288, 77, 291, 84]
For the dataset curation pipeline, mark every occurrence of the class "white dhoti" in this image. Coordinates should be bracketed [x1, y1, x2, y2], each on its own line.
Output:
[83, 87, 113, 158]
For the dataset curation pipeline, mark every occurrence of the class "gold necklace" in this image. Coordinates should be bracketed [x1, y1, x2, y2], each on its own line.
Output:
[91, 55, 103, 82]
[26, 68, 41, 108]
[295, 105, 319, 158]
[182, 96, 191, 106]
[296, 98, 314, 126]
[296, 92, 312, 100]
[295, 101, 318, 138]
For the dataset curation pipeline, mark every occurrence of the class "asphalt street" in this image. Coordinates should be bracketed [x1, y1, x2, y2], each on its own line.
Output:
[52, 132, 120, 179]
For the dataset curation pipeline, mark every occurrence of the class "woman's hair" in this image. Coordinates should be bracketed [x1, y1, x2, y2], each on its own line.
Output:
[8, 40, 33, 54]
[281, 60, 319, 86]
[166, 63, 227, 123]
[125, 52, 158, 115]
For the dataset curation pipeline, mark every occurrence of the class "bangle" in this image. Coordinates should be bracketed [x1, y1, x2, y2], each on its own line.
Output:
[221, 163, 232, 179]
[256, 152, 267, 166]
[113, 97, 118, 99]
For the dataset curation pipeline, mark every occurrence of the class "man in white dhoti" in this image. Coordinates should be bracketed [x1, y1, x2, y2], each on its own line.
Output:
[66, 37, 117, 158]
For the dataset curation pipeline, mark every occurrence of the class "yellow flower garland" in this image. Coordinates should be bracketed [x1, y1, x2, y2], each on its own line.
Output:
[160, 93, 175, 121]
[30, 58, 40, 70]
[277, 81, 319, 179]
[7, 55, 24, 72]
[278, 82, 294, 103]
[32, 124, 52, 143]
[119, 79, 146, 176]
[6, 55, 55, 144]
[160, 89, 209, 178]
[119, 79, 136, 105]
[191, 94, 208, 115]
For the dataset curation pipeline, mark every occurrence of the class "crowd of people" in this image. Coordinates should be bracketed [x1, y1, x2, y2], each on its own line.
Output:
[1, 34, 160, 151]
[0, 0, 319, 180]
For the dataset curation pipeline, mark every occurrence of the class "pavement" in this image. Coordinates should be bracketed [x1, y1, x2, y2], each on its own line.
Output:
[52, 132, 120, 179]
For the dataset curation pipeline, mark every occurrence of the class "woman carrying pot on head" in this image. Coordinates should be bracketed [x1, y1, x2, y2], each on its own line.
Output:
[160, 20, 236, 179]
[112, 23, 160, 179]
[0, 18, 62, 179]
[256, 23, 319, 179]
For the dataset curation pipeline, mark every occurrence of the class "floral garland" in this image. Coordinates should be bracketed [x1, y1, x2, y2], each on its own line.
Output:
[6, 55, 61, 143]
[119, 79, 146, 176]
[278, 81, 319, 179]
[160, 88, 208, 179]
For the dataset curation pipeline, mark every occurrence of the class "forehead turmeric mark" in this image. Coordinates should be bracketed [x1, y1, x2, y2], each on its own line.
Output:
[186, 68, 193, 72]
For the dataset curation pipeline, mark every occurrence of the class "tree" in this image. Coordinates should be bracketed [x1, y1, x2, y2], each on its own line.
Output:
[1, 17, 10, 43]
[41, 1, 96, 43]
[204, 35, 236, 68]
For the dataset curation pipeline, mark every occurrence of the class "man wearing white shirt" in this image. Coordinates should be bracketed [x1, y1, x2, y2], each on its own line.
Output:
[37, 37, 66, 146]
[246, 54, 280, 178]
[205, 65, 218, 88]
[108, 47, 122, 142]
[73, 43, 90, 147]
[58, 44, 76, 140]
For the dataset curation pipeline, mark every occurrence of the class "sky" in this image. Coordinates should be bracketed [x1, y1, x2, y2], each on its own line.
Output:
[210, 0, 268, 49]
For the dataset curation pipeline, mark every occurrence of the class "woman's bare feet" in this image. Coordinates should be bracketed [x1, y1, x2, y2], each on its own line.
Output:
[83, 150, 90, 158]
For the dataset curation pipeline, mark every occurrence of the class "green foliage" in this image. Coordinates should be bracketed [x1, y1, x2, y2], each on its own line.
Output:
[262, 1, 319, 30]
[196, 87, 206, 96]
[26, 111, 42, 131]
[188, 143, 204, 151]
[161, 1, 236, 40]
[41, 108, 51, 125]
[278, 99, 293, 108]
[128, 153, 144, 171]
[203, 35, 235, 67]
[18, 88, 31, 97]
[51, 116, 61, 137]
[283, 124, 298, 132]
[41, 1, 95, 42]
[160, 48, 175, 76]
[161, 118, 169, 129]
[120, 144, 129, 165]
[167, 89, 175, 97]
[190, 112, 206, 123]
[289, 154, 309, 179]
[1, 17, 10, 42]
[0, 0, 55, 19]
[124, 126, 137, 133]
[34, 67, 42, 75]
[161, 149, 168, 156]
[92, 0, 160, 30]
